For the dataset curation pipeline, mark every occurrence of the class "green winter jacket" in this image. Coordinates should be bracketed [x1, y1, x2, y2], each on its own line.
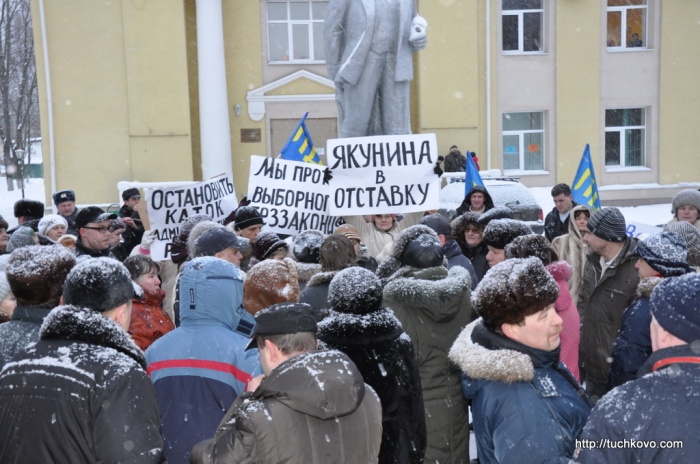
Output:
[384, 265, 473, 464]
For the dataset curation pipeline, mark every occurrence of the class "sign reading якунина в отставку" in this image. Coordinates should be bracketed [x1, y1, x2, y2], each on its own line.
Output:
[326, 133, 440, 216]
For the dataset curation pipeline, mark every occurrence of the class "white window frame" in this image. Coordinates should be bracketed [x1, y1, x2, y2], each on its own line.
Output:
[606, 1, 648, 50]
[266, 1, 327, 64]
[604, 108, 646, 168]
[502, 1, 545, 55]
[502, 111, 545, 172]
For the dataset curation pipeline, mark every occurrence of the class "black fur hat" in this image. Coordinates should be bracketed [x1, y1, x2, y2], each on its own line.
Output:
[400, 233, 445, 268]
[0, 214, 8, 230]
[7, 245, 76, 308]
[63, 257, 134, 312]
[13, 199, 44, 219]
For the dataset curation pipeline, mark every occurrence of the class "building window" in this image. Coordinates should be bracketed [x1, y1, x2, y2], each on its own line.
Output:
[606, 0, 647, 49]
[502, 0, 543, 53]
[267, 1, 328, 63]
[605, 108, 646, 167]
[502, 112, 545, 171]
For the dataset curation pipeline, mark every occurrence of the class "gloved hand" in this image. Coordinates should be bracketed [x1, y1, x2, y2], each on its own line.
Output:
[434, 156, 444, 176]
[323, 167, 333, 185]
[138, 229, 156, 255]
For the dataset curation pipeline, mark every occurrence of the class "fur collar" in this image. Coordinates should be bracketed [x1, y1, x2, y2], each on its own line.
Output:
[40, 304, 146, 368]
[295, 262, 322, 283]
[307, 270, 341, 287]
[449, 319, 535, 384]
[636, 276, 663, 299]
[383, 266, 471, 309]
[318, 309, 404, 346]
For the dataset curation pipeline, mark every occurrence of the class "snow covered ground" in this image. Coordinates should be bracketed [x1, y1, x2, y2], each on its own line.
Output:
[0, 178, 675, 231]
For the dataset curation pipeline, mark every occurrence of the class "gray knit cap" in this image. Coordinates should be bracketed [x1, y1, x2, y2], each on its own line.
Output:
[636, 232, 692, 277]
[663, 221, 700, 267]
[586, 207, 627, 243]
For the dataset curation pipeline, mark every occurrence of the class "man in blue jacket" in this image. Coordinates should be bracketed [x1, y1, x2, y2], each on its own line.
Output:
[145, 257, 260, 464]
[576, 272, 700, 463]
[449, 257, 591, 463]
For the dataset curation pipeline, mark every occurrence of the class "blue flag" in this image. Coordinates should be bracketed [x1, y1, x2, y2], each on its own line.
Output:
[279, 112, 321, 164]
[571, 144, 601, 210]
[464, 151, 484, 195]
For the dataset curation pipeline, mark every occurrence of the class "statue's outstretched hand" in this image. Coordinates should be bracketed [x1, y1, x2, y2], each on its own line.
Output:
[410, 15, 428, 50]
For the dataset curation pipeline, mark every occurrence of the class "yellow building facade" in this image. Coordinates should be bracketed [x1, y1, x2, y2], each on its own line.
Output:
[31, 0, 700, 207]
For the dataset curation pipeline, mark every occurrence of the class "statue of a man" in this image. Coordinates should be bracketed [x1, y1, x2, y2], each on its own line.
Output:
[325, 0, 427, 138]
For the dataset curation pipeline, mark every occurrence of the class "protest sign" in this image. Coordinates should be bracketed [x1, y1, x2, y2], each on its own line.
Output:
[327, 133, 440, 215]
[145, 174, 238, 260]
[247, 155, 344, 235]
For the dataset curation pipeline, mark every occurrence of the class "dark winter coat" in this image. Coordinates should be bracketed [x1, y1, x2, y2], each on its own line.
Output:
[74, 239, 116, 259]
[577, 237, 639, 387]
[443, 239, 479, 289]
[383, 265, 473, 464]
[119, 203, 145, 254]
[63, 207, 80, 236]
[544, 202, 577, 242]
[608, 277, 661, 389]
[449, 320, 591, 464]
[577, 344, 700, 463]
[0, 305, 165, 463]
[0, 305, 51, 369]
[455, 185, 494, 216]
[190, 350, 383, 464]
[319, 308, 426, 463]
[299, 270, 342, 317]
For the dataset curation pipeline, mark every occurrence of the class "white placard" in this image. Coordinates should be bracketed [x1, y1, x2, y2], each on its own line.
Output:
[327, 133, 440, 215]
[247, 156, 344, 235]
[626, 221, 662, 239]
[145, 174, 238, 260]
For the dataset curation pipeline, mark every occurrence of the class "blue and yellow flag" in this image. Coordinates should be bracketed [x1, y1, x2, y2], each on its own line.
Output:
[464, 151, 484, 195]
[572, 144, 601, 210]
[279, 112, 321, 164]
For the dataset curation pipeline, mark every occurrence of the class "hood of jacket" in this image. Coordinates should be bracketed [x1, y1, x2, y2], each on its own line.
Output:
[40, 304, 146, 368]
[547, 261, 572, 311]
[383, 265, 471, 322]
[254, 349, 366, 420]
[456, 186, 495, 216]
[566, 204, 592, 241]
[450, 319, 562, 392]
[178, 257, 255, 337]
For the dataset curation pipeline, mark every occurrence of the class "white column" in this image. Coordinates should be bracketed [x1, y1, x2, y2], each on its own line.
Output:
[195, 0, 235, 192]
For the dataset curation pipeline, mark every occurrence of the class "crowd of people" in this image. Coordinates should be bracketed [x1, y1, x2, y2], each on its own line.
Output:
[0, 182, 698, 463]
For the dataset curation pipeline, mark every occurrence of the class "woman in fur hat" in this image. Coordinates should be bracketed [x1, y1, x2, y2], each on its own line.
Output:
[449, 257, 591, 464]
[550, 204, 592, 303]
[299, 235, 356, 318]
[668, 188, 700, 230]
[377, 224, 473, 463]
[608, 231, 693, 389]
[506, 234, 581, 381]
[124, 255, 175, 350]
[318, 267, 426, 463]
[452, 212, 489, 281]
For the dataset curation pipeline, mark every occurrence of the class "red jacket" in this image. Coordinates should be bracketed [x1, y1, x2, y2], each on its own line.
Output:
[129, 287, 175, 351]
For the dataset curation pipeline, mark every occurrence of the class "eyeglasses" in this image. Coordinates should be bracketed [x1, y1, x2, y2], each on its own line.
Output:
[82, 226, 110, 234]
